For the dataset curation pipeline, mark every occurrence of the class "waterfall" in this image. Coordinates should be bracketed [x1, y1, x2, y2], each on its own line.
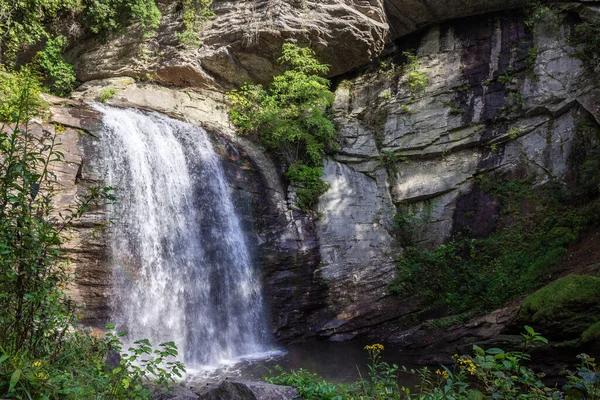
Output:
[94, 104, 269, 368]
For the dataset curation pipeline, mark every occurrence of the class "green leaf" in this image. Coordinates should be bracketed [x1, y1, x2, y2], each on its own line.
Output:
[524, 325, 535, 335]
[473, 345, 485, 356]
[486, 348, 505, 355]
[9, 369, 21, 392]
[534, 336, 549, 344]
[468, 389, 485, 400]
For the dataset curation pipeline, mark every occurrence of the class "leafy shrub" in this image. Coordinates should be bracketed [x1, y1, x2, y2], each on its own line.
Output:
[0, 327, 185, 399]
[99, 87, 119, 102]
[563, 354, 600, 399]
[0, 0, 80, 65]
[84, 0, 162, 37]
[391, 170, 599, 313]
[36, 35, 76, 96]
[228, 43, 337, 210]
[265, 366, 346, 400]
[402, 51, 428, 97]
[0, 0, 161, 95]
[0, 67, 46, 122]
[102, 327, 185, 398]
[286, 164, 329, 211]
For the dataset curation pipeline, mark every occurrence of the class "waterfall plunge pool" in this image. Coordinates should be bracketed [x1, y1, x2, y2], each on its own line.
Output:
[185, 341, 430, 386]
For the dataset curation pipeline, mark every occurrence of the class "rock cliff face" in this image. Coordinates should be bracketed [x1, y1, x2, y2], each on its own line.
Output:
[316, 7, 600, 341]
[70, 0, 530, 89]
[61, 0, 600, 345]
[41, 96, 110, 326]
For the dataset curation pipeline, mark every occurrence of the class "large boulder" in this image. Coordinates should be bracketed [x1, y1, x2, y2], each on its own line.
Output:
[517, 275, 600, 340]
[71, 0, 388, 88]
[196, 380, 298, 400]
[70, 0, 548, 90]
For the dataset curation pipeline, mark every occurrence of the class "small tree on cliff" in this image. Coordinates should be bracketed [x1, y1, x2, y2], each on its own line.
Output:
[228, 43, 337, 211]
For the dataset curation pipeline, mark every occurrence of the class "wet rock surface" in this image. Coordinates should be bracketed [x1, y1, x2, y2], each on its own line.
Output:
[40, 96, 111, 326]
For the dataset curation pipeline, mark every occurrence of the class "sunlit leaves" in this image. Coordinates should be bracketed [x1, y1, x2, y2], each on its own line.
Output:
[228, 44, 337, 210]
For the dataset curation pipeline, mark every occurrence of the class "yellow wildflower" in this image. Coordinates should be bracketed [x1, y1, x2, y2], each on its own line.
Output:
[435, 369, 450, 379]
[32, 361, 42, 367]
[37, 372, 48, 380]
[457, 357, 477, 375]
[364, 344, 384, 352]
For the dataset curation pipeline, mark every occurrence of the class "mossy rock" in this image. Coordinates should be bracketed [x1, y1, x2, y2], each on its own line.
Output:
[517, 275, 600, 340]
[582, 321, 600, 343]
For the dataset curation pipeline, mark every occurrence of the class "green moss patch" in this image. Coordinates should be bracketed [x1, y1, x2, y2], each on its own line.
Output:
[582, 321, 600, 343]
[518, 275, 600, 339]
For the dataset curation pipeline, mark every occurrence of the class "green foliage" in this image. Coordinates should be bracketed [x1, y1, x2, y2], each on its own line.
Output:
[0, 327, 185, 399]
[391, 165, 600, 312]
[99, 87, 119, 102]
[0, 0, 80, 65]
[524, 1, 561, 29]
[393, 202, 434, 247]
[228, 43, 337, 210]
[265, 366, 347, 400]
[519, 275, 600, 325]
[36, 36, 76, 96]
[267, 329, 600, 400]
[379, 89, 392, 100]
[402, 51, 428, 98]
[0, 0, 161, 95]
[563, 354, 600, 399]
[572, 16, 600, 68]
[358, 344, 400, 399]
[499, 90, 525, 119]
[509, 127, 522, 140]
[84, 0, 162, 37]
[286, 164, 329, 211]
[527, 47, 538, 69]
[0, 67, 46, 122]
[0, 63, 184, 399]
[102, 329, 185, 398]
[582, 322, 600, 343]
[177, 0, 214, 47]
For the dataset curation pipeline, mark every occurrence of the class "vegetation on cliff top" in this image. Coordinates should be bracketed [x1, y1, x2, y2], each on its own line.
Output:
[0, 0, 163, 96]
[228, 43, 337, 211]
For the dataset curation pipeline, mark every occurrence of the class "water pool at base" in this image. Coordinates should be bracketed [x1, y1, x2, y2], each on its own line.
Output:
[186, 341, 431, 387]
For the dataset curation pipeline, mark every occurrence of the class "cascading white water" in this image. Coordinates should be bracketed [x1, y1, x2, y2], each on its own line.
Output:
[94, 104, 269, 368]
